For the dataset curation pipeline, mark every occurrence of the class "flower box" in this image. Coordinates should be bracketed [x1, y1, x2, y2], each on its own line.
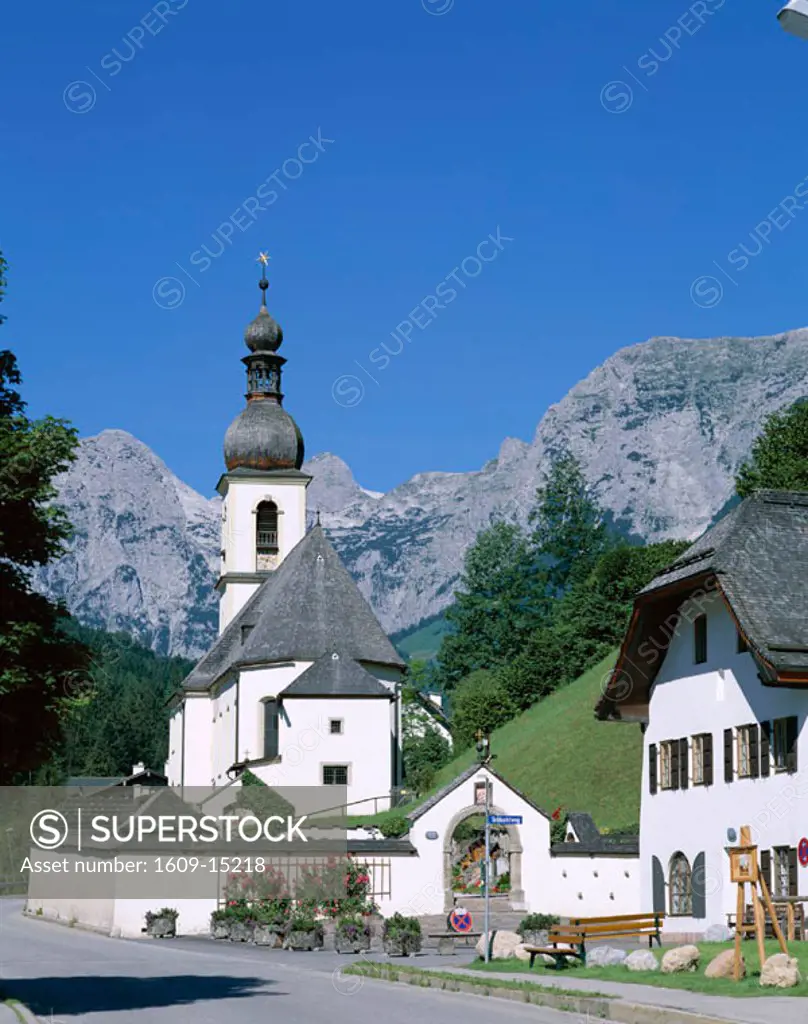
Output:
[211, 919, 232, 940]
[286, 928, 324, 951]
[229, 920, 255, 943]
[254, 924, 284, 948]
[383, 934, 422, 957]
[144, 909, 177, 939]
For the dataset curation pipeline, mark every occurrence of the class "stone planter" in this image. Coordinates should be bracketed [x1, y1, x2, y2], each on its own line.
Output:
[146, 915, 176, 939]
[254, 924, 284, 948]
[335, 933, 371, 955]
[229, 920, 255, 943]
[519, 930, 548, 948]
[383, 934, 422, 957]
[286, 929, 324, 951]
[210, 919, 232, 940]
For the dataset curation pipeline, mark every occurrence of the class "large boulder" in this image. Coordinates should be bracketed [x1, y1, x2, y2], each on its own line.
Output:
[588, 946, 628, 967]
[661, 945, 701, 974]
[704, 923, 734, 942]
[760, 953, 801, 988]
[705, 949, 744, 979]
[625, 950, 659, 972]
[514, 943, 532, 962]
[475, 929, 522, 960]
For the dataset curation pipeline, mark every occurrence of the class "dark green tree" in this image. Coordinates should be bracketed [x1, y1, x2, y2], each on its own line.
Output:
[435, 521, 547, 690]
[529, 452, 608, 592]
[0, 252, 90, 783]
[402, 727, 450, 795]
[736, 400, 808, 497]
[450, 669, 515, 751]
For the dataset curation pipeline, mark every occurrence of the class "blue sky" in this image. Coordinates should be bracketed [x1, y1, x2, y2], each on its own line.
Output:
[2, 0, 808, 496]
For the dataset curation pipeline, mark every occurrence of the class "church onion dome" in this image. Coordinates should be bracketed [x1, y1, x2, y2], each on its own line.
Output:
[224, 399, 304, 471]
[245, 308, 283, 352]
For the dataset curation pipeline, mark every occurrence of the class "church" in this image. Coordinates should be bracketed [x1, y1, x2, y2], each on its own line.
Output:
[165, 260, 406, 814]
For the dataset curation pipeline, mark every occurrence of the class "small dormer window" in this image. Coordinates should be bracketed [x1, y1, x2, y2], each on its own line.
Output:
[694, 614, 707, 664]
[241, 624, 253, 644]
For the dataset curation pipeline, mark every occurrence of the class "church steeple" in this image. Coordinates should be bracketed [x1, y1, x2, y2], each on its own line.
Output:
[223, 254, 304, 472]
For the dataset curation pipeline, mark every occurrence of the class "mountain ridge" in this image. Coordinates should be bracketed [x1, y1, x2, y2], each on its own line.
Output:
[36, 327, 808, 657]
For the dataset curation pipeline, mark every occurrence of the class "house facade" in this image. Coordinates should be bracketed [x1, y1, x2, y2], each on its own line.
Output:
[165, 266, 406, 813]
[597, 491, 808, 937]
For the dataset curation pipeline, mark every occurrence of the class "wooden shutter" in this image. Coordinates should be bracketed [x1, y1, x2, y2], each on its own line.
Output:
[703, 733, 714, 786]
[679, 737, 689, 789]
[691, 852, 707, 919]
[670, 741, 680, 790]
[786, 716, 799, 773]
[760, 849, 771, 895]
[652, 856, 665, 913]
[760, 721, 771, 778]
[789, 848, 799, 897]
[724, 728, 734, 782]
[649, 743, 658, 795]
[750, 725, 760, 778]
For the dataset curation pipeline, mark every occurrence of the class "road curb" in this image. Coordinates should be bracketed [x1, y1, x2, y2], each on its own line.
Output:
[342, 964, 741, 1024]
[3, 1001, 40, 1024]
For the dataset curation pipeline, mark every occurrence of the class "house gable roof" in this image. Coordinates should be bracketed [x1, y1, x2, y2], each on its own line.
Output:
[281, 651, 394, 699]
[182, 525, 405, 691]
[597, 490, 808, 721]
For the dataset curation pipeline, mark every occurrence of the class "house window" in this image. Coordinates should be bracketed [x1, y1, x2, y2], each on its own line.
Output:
[323, 765, 349, 786]
[773, 847, 792, 899]
[659, 741, 675, 789]
[669, 852, 693, 916]
[263, 699, 279, 760]
[329, 719, 343, 735]
[694, 615, 707, 664]
[772, 718, 798, 773]
[692, 734, 706, 785]
[737, 726, 753, 778]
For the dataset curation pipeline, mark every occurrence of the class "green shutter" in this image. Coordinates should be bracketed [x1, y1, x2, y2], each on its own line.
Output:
[649, 743, 657, 795]
[786, 717, 799, 773]
[750, 725, 760, 778]
[703, 733, 714, 786]
[789, 848, 799, 897]
[652, 856, 665, 913]
[692, 852, 707, 919]
[724, 728, 734, 783]
[679, 737, 689, 789]
[761, 849, 771, 895]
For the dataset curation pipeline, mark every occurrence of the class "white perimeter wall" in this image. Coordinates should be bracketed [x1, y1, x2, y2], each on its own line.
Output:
[543, 854, 640, 918]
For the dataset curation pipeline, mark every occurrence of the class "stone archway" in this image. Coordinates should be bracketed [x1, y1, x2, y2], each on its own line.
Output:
[442, 804, 525, 912]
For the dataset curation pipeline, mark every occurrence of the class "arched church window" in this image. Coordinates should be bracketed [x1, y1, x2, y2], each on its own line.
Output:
[669, 852, 692, 916]
[256, 501, 279, 554]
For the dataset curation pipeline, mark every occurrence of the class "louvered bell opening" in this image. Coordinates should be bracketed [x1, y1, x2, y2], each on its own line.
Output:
[256, 501, 279, 556]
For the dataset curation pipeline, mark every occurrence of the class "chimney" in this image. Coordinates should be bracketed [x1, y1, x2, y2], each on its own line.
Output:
[131, 762, 146, 776]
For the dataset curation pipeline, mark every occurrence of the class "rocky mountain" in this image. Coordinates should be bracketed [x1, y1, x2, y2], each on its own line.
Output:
[37, 329, 808, 658]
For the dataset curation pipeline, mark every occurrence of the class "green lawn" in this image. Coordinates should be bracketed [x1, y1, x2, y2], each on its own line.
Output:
[469, 940, 808, 997]
[346, 653, 641, 832]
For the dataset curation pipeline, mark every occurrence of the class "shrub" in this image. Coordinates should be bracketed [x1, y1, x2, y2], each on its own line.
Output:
[288, 908, 322, 933]
[382, 913, 422, 940]
[517, 913, 559, 936]
[336, 916, 371, 941]
[378, 814, 409, 839]
[145, 907, 178, 926]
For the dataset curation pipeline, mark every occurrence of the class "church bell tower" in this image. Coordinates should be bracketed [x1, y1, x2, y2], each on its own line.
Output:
[216, 254, 310, 632]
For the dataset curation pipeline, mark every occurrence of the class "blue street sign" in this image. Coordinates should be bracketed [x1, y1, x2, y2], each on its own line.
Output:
[487, 814, 522, 826]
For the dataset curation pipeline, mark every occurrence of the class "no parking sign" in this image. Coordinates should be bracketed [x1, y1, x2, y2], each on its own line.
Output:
[799, 837, 808, 868]
[448, 907, 474, 933]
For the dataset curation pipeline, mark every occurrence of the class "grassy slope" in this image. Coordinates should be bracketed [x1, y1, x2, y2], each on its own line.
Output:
[347, 652, 642, 831]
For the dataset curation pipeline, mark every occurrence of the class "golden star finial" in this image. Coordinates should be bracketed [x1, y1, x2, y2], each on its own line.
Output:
[257, 251, 271, 267]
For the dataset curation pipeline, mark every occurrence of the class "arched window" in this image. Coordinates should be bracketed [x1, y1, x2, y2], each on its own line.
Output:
[256, 501, 279, 568]
[262, 699, 279, 760]
[669, 852, 692, 916]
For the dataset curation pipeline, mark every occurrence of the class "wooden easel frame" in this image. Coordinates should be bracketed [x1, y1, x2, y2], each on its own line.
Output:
[728, 826, 788, 981]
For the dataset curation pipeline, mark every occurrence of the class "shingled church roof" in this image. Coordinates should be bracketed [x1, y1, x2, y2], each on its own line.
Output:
[597, 490, 808, 720]
[281, 651, 394, 698]
[182, 525, 405, 692]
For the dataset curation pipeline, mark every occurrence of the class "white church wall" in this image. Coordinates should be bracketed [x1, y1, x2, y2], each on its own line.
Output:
[236, 662, 309, 763]
[166, 704, 183, 785]
[641, 591, 808, 937]
[211, 676, 238, 786]
[181, 696, 215, 786]
[250, 696, 395, 814]
[543, 854, 641, 918]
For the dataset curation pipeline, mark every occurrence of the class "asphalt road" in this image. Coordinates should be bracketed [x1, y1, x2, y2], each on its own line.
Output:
[0, 901, 576, 1024]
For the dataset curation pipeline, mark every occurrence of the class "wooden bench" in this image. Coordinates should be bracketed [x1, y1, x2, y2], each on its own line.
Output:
[429, 931, 482, 955]
[525, 913, 665, 969]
